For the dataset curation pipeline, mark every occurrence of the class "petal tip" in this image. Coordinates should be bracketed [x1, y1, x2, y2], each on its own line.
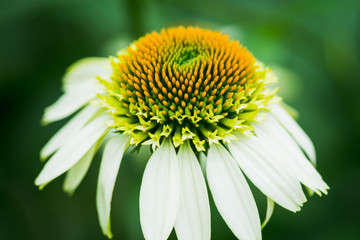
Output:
[39, 152, 48, 162]
[40, 118, 49, 126]
[63, 185, 75, 196]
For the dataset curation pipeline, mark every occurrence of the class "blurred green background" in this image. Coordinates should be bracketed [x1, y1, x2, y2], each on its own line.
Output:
[1, 0, 359, 239]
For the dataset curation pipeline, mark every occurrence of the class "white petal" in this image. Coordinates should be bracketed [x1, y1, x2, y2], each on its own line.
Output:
[62, 141, 99, 195]
[261, 198, 275, 229]
[207, 143, 261, 240]
[40, 105, 101, 160]
[63, 57, 111, 91]
[96, 134, 130, 238]
[175, 142, 211, 240]
[35, 112, 111, 188]
[253, 118, 329, 195]
[42, 82, 97, 124]
[270, 105, 316, 165]
[140, 139, 180, 240]
[229, 133, 306, 212]
[198, 152, 207, 177]
[42, 58, 111, 124]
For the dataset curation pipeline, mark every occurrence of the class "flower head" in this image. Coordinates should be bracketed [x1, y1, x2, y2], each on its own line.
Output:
[36, 26, 329, 240]
[100, 27, 277, 151]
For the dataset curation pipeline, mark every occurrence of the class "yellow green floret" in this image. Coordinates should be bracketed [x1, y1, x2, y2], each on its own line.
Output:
[98, 26, 279, 151]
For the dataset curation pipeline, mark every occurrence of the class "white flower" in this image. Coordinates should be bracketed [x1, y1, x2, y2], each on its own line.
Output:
[36, 26, 329, 240]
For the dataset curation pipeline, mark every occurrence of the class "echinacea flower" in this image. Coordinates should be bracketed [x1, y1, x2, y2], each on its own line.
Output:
[36, 26, 329, 240]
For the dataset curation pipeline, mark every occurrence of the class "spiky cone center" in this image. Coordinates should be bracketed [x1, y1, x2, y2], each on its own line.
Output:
[99, 26, 278, 151]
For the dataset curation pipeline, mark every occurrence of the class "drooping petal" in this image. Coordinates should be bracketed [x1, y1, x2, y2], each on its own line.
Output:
[270, 105, 316, 165]
[42, 82, 97, 124]
[207, 143, 261, 240]
[96, 134, 130, 238]
[175, 142, 210, 240]
[42, 58, 111, 124]
[229, 133, 306, 212]
[140, 139, 180, 240]
[63, 142, 99, 195]
[35, 112, 111, 188]
[253, 118, 329, 195]
[40, 105, 101, 160]
[63, 57, 111, 91]
[261, 198, 275, 229]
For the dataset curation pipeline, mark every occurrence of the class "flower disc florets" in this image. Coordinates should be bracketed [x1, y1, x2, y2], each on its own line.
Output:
[99, 26, 278, 151]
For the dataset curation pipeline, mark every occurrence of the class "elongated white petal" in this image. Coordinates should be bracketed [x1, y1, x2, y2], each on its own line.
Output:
[42, 58, 111, 125]
[207, 143, 261, 240]
[35, 112, 111, 188]
[261, 198, 275, 229]
[253, 118, 329, 195]
[140, 139, 180, 240]
[63, 57, 111, 91]
[175, 142, 210, 240]
[42, 82, 97, 124]
[63, 142, 99, 195]
[198, 152, 207, 177]
[271, 105, 316, 165]
[41, 105, 101, 160]
[97, 134, 130, 238]
[229, 133, 306, 212]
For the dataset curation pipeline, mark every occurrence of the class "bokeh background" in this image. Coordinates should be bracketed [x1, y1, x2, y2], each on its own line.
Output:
[1, 0, 359, 239]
